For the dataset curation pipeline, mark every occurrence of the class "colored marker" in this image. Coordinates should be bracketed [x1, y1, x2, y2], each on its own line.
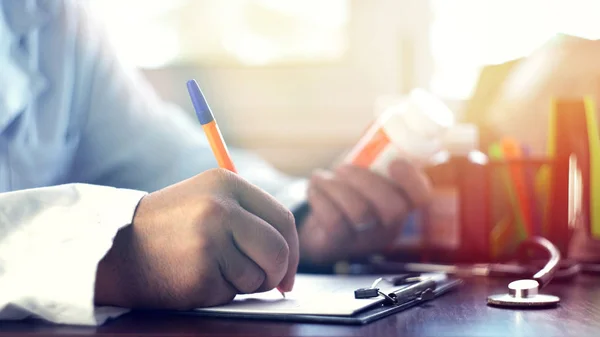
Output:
[488, 142, 528, 242]
[500, 138, 533, 237]
[488, 144, 508, 258]
[538, 98, 559, 236]
[488, 143, 518, 259]
[584, 96, 600, 238]
[186, 79, 286, 298]
[521, 145, 542, 236]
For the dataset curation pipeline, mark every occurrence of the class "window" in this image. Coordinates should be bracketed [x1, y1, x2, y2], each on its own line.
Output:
[429, 0, 600, 100]
[89, 0, 350, 69]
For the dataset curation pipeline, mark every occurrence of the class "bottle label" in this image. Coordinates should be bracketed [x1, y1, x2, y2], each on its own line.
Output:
[350, 127, 400, 178]
[427, 187, 460, 249]
[351, 127, 390, 165]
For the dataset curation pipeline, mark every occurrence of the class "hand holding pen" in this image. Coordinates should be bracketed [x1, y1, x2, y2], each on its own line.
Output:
[187, 80, 292, 298]
[94, 81, 298, 310]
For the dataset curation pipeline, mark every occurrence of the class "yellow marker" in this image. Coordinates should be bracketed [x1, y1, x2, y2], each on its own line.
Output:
[584, 96, 600, 238]
[538, 98, 560, 235]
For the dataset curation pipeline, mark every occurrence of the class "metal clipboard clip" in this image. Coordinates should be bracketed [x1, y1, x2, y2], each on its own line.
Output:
[354, 276, 437, 306]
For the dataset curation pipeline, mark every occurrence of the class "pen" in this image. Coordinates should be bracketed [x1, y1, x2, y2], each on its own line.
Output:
[187, 79, 237, 173]
[186, 79, 286, 298]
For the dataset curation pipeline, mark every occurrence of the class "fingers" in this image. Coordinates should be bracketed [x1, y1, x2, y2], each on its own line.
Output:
[305, 179, 394, 260]
[301, 161, 431, 263]
[197, 269, 239, 307]
[229, 206, 292, 292]
[306, 183, 355, 244]
[299, 185, 355, 263]
[204, 169, 299, 292]
[388, 159, 432, 207]
[310, 169, 378, 231]
[236, 187, 299, 293]
[334, 160, 427, 228]
[218, 244, 266, 294]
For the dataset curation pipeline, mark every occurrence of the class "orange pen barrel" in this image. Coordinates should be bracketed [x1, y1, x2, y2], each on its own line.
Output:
[202, 120, 237, 173]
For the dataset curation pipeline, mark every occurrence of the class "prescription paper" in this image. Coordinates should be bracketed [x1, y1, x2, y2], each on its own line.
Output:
[194, 273, 445, 316]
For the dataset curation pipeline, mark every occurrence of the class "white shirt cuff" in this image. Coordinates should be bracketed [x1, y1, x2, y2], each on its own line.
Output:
[0, 183, 147, 325]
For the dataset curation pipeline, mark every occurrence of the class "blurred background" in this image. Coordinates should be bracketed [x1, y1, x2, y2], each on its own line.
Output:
[88, 0, 600, 176]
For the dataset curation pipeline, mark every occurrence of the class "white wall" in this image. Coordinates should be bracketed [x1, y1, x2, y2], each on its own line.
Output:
[143, 0, 433, 176]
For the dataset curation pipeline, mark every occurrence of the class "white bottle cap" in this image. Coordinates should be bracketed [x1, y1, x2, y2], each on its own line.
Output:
[379, 89, 456, 163]
[442, 123, 479, 155]
[401, 88, 455, 139]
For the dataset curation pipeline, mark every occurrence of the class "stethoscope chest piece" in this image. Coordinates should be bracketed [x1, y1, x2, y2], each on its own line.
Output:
[487, 279, 560, 308]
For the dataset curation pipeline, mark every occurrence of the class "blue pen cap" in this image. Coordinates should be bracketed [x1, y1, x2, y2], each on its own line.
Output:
[187, 79, 214, 124]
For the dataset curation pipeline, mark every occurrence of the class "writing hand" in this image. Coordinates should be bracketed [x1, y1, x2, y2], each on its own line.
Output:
[95, 168, 299, 309]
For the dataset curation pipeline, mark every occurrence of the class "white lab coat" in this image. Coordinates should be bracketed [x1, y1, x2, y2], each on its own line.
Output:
[0, 0, 306, 326]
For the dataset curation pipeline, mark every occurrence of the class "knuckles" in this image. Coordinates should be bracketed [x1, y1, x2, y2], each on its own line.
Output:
[204, 167, 235, 179]
[161, 167, 297, 305]
[202, 168, 239, 190]
[195, 194, 232, 228]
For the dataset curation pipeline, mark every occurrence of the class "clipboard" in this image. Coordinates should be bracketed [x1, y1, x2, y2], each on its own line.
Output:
[183, 273, 463, 325]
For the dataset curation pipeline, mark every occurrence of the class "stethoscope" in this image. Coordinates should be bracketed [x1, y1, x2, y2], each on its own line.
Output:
[487, 236, 562, 308]
[335, 236, 590, 308]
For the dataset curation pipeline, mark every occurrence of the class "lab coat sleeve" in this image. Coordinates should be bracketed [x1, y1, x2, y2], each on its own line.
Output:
[0, 184, 147, 325]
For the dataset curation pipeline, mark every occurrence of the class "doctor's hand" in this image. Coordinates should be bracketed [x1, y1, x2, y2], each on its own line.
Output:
[94, 168, 299, 310]
[298, 159, 431, 265]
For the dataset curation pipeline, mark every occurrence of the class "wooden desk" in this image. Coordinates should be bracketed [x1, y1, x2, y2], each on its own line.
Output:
[1, 275, 599, 337]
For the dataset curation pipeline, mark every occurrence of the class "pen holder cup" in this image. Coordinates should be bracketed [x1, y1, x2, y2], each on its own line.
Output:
[482, 154, 582, 262]
[384, 152, 584, 263]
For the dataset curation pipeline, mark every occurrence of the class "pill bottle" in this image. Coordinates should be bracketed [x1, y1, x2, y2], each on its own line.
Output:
[344, 88, 455, 175]
[344, 89, 455, 255]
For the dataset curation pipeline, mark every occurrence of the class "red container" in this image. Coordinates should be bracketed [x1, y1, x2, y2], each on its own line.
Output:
[383, 152, 581, 264]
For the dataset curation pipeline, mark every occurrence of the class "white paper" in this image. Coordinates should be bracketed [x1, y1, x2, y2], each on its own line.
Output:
[194, 273, 446, 316]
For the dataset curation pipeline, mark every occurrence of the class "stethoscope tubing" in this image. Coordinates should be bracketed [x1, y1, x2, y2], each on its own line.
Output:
[518, 237, 560, 288]
[336, 237, 598, 281]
